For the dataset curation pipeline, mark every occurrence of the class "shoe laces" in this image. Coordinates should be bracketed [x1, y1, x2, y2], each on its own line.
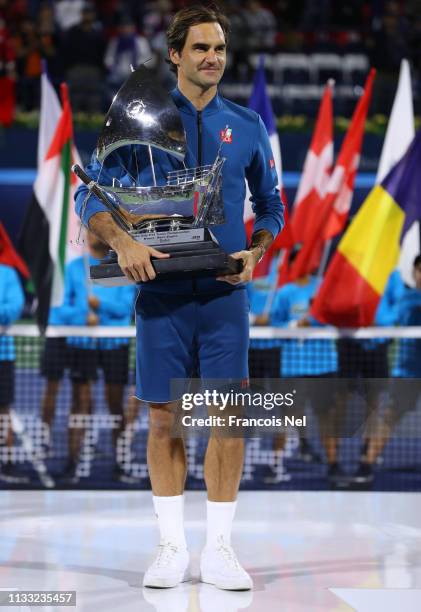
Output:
[215, 536, 241, 570]
[154, 541, 179, 568]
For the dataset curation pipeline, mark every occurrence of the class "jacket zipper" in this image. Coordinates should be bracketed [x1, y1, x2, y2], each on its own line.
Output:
[197, 110, 202, 166]
[193, 110, 203, 295]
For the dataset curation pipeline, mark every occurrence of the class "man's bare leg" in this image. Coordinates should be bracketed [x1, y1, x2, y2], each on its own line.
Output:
[147, 401, 186, 495]
[204, 436, 244, 501]
[143, 401, 189, 588]
[105, 383, 125, 448]
[41, 380, 60, 428]
[68, 382, 92, 467]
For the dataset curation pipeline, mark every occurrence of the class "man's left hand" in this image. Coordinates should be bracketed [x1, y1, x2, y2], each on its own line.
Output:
[216, 250, 258, 285]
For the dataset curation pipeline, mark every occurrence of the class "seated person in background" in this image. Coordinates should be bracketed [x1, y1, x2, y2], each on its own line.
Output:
[59, 231, 136, 481]
[0, 262, 25, 482]
[104, 17, 153, 100]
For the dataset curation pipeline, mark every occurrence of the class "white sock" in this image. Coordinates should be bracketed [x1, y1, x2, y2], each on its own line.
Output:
[152, 495, 187, 549]
[206, 500, 237, 547]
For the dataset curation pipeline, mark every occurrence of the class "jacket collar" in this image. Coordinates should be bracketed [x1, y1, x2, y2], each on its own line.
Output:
[170, 86, 222, 116]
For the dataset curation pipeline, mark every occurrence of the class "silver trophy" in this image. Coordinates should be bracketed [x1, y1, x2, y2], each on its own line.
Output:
[72, 66, 243, 286]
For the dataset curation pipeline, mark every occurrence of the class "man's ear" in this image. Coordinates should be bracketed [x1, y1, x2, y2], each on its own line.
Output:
[169, 48, 180, 68]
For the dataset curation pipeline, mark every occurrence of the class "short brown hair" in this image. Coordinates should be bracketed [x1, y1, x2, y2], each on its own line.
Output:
[166, 4, 230, 74]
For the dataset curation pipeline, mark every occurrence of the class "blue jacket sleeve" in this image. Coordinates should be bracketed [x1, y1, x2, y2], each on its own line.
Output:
[245, 116, 284, 240]
[74, 149, 132, 227]
[0, 266, 24, 325]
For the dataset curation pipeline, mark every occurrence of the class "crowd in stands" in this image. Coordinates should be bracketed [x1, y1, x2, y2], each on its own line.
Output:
[1, 0, 420, 115]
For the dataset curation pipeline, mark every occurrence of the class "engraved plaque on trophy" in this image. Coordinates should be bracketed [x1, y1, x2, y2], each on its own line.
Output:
[72, 66, 243, 286]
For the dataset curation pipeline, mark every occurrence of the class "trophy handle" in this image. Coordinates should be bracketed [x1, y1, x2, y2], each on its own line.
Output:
[72, 164, 133, 233]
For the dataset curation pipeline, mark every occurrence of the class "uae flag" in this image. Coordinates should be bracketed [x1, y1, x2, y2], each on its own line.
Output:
[18, 73, 82, 330]
[245, 57, 294, 278]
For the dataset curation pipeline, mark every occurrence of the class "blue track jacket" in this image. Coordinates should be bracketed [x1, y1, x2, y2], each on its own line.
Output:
[74, 87, 284, 295]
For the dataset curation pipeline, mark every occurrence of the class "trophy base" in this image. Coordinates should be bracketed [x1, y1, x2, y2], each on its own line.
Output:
[90, 235, 243, 286]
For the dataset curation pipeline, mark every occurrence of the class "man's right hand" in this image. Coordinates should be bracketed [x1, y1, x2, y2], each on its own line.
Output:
[115, 236, 170, 283]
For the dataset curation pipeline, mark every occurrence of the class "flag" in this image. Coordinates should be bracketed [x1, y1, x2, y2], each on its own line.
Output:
[289, 69, 375, 281]
[281, 80, 334, 283]
[245, 57, 293, 277]
[375, 59, 418, 288]
[290, 80, 334, 244]
[18, 71, 82, 330]
[0, 222, 29, 278]
[0, 23, 16, 126]
[0, 76, 15, 126]
[311, 129, 421, 327]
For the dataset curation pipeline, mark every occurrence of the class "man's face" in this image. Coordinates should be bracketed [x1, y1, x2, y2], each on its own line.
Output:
[413, 264, 421, 290]
[170, 22, 226, 90]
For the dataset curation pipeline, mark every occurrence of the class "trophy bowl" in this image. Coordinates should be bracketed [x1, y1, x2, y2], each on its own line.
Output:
[73, 66, 243, 285]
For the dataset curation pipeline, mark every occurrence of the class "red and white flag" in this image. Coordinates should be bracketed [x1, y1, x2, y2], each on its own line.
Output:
[280, 80, 334, 284]
[289, 68, 376, 281]
[291, 81, 334, 244]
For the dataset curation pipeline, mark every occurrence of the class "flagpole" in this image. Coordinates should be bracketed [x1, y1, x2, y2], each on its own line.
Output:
[316, 239, 332, 281]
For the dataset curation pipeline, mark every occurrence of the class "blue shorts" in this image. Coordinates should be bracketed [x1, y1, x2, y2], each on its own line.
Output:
[135, 288, 249, 402]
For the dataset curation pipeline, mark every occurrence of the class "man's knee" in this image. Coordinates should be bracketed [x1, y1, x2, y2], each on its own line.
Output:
[149, 402, 177, 439]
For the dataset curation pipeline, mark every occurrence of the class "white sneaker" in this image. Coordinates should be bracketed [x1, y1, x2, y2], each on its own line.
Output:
[143, 541, 190, 588]
[200, 536, 253, 590]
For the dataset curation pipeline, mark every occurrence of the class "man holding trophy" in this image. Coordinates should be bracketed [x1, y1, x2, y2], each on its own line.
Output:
[74, 4, 283, 591]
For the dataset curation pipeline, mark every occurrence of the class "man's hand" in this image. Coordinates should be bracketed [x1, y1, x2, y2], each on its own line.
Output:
[88, 213, 170, 283]
[87, 312, 99, 326]
[88, 295, 99, 310]
[216, 249, 258, 285]
[115, 234, 170, 283]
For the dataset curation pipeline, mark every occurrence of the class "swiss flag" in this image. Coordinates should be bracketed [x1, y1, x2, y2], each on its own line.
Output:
[289, 69, 376, 281]
[277, 80, 334, 285]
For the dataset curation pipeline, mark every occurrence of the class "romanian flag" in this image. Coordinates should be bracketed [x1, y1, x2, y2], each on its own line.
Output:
[311, 129, 421, 327]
